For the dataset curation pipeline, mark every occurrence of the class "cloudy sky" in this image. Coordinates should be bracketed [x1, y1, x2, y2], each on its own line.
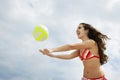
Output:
[0, 0, 120, 80]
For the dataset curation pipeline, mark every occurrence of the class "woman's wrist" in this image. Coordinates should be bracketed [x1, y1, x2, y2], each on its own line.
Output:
[50, 48, 56, 53]
[50, 54, 56, 58]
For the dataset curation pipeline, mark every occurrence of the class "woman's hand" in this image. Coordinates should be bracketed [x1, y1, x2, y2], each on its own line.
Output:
[39, 49, 54, 57]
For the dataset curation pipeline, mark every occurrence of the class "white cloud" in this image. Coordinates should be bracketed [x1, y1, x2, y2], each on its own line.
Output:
[103, 63, 120, 80]
[0, 0, 120, 80]
[106, 0, 120, 11]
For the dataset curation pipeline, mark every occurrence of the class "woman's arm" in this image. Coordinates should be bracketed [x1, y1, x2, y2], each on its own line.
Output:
[52, 50, 79, 60]
[39, 40, 95, 59]
[51, 40, 95, 52]
[39, 49, 79, 60]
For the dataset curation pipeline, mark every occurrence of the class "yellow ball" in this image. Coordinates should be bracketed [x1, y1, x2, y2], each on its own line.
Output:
[32, 24, 49, 41]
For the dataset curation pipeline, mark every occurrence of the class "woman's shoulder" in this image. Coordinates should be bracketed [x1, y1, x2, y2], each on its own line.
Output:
[84, 39, 96, 45]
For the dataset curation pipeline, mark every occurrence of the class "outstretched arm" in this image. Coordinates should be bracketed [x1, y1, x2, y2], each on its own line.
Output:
[39, 40, 95, 59]
[39, 49, 79, 60]
[51, 40, 95, 52]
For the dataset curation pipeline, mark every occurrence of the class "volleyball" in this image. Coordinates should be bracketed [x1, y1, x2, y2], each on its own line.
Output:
[32, 24, 49, 41]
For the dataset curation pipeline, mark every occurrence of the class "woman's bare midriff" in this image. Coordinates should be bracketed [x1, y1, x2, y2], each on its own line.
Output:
[82, 58, 105, 78]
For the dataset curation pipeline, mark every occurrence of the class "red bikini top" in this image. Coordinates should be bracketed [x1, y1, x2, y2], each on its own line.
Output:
[79, 49, 100, 60]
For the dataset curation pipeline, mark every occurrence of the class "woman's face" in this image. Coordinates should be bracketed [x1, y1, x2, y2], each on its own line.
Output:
[76, 24, 88, 39]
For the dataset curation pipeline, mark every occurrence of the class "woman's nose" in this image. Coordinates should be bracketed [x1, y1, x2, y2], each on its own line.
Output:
[76, 29, 79, 32]
[76, 30, 78, 33]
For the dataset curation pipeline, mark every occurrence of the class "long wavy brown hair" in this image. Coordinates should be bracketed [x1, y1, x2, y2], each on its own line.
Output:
[80, 23, 109, 65]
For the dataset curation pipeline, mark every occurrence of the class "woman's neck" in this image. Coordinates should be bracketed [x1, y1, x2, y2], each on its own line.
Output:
[81, 36, 90, 42]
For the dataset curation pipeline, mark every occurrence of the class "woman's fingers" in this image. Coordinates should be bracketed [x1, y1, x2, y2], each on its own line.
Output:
[39, 49, 50, 55]
[39, 49, 54, 57]
[39, 49, 46, 55]
[44, 49, 50, 53]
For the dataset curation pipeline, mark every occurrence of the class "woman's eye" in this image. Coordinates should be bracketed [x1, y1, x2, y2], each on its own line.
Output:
[78, 27, 81, 29]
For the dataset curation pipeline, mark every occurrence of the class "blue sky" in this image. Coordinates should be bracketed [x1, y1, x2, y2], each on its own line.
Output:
[0, 0, 120, 80]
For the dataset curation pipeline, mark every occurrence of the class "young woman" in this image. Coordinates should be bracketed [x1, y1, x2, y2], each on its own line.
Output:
[39, 23, 109, 80]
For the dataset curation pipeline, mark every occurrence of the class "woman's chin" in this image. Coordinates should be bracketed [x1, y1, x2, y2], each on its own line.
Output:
[77, 36, 81, 39]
